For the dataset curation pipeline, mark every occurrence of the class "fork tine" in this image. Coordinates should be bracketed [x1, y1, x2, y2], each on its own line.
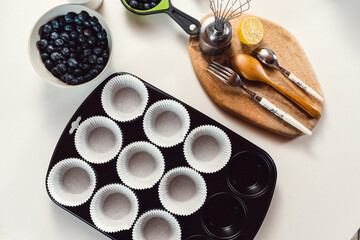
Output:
[208, 65, 229, 81]
[209, 63, 232, 79]
[207, 68, 227, 84]
[211, 61, 234, 75]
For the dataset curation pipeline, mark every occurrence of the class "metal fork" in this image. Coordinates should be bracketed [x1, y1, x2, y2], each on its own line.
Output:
[208, 61, 312, 136]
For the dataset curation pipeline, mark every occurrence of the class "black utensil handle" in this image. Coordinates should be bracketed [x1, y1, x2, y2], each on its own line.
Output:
[166, 7, 200, 35]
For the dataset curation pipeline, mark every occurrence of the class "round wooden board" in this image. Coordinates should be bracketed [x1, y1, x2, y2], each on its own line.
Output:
[188, 13, 324, 138]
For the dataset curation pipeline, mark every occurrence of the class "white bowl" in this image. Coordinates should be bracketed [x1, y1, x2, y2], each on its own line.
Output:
[28, 4, 113, 88]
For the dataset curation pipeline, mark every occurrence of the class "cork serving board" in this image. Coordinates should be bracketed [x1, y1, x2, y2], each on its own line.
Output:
[188, 13, 324, 137]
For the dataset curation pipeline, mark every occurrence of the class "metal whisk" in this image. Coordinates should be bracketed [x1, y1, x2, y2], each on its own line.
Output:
[199, 0, 251, 55]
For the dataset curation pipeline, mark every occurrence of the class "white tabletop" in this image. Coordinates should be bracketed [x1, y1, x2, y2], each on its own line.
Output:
[1, 0, 360, 239]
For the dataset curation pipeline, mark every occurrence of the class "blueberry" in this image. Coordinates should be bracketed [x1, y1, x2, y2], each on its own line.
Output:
[81, 63, 90, 72]
[95, 64, 105, 72]
[150, 2, 156, 8]
[68, 40, 76, 47]
[74, 15, 83, 25]
[129, 0, 138, 8]
[83, 48, 92, 57]
[81, 43, 90, 49]
[97, 31, 107, 40]
[78, 11, 89, 21]
[70, 53, 76, 59]
[44, 59, 53, 69]
[60, 32, 70, 42]
[46, 45, 55, 53]
[78, 34, 86, 44]
[61, 73, 75, 84]
[57, 17, 66, 27]
[82, 57, 89, 64]
[68, 58, 78, 68]
[76, 76, 85, 83]
[96, 57, 104, 65]
[70, 78, 79, 85]
[76, 25, 84, 33]
[37, 39, 48, 49]
[89, 69, 99, 77]
[55, 63, 67, 75]
[51, 52, 62, 61]
[98, 40, 107, 46]
[74, 68, 82, 76]
[50, 20, 59, 29]
[102, 50, 109, 60]
[76, 46, 82, 53]
[41, 32, 50, 39]
[93, 47, 102, 55]
[70, 30, 78, 39]
[64, 12, 76, 23]
[51, 67, 60, 77]
[84, 28, 92, 37]
[88, 54, 97, 64]
[64, 24, 73, 32]
[83, 20, 92, 27]
[88, 36, 97, 46]
[61, 47, 70, 56]
[144, 3, 150, 9]
[93, 23, 102, 32]
[41, 52, 50, 61]
[84, 74, 92, 81]
[50, 32, 59, 40]
[42, 24, 52, 34]
[89, 16, 98, 26]
[55, 38, 64, 46]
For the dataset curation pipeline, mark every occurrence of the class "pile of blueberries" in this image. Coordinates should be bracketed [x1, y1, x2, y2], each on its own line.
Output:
[37, 11, 110, 85]
[126, 0, 160, 11]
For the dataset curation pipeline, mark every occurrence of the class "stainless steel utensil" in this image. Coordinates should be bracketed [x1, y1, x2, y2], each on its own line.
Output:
[254, 47, 323, 101]
[207, 61, 312, 136]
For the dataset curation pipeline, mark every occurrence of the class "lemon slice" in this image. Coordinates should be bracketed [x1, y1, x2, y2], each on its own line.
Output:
[238, 17, 264, 45]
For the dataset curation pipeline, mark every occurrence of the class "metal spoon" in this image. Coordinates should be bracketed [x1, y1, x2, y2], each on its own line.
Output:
[254, 48, 324, 101]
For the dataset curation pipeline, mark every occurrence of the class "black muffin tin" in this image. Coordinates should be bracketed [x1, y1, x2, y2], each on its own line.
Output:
[46, 72, 277, 240]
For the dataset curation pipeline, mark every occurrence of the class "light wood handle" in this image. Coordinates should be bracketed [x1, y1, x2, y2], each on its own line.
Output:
[267, 81, 321, 117]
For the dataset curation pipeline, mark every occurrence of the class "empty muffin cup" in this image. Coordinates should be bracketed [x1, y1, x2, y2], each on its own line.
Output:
[227, 151, 272, 197]
[132, 209, 181, 240]
[116, 141, 165, 190]
[143, 99, 190, 148]
[90, 183, 139, 233]
[158, 167, 207, 216]
[75, 116, 123, 164]
[47, 158, 96, 207]
[184, 125, 232, 174]
[201, 193, 247, 239]
[101, 74, 149, 122]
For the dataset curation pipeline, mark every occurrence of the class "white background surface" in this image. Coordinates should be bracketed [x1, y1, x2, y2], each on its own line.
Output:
[1, 0, 359, 239]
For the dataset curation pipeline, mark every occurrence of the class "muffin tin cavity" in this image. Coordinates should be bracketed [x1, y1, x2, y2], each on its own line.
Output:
[90, 183, 139, 233]
[143, 99, 190, 148]
[201, 193, 247, 239]
[101, 74, 149, 122]
[46, 72, 277, 240]
[158, 167, 207, 216]
[75, 116, 122, 164]
[184, 125, 231, 174]
[117, 141, 165, 190]
[132, 209, 181, 240]
[227, 151, 273, 197]
[47, 158, 96, 207]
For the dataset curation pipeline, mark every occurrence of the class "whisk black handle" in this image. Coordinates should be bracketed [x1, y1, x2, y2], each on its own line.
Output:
[166, 7, 200, 35]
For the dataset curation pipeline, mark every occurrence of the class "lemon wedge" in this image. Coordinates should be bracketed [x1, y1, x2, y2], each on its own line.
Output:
[238, 17, 264, 45]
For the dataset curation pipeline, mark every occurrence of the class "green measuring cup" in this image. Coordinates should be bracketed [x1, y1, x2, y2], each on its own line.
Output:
[120, 0, 200, 35]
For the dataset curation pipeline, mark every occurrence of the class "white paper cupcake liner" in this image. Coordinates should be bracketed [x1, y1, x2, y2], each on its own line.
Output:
[132, 209, 181, 240]
[101, 74, 149, 122]
[143, 99, 190, 148]
[158, 167, 207, 216]
[117, 141, 165, 190]
[183, 125, 232, 174]
[75, 116, 123, 164]
[90, 183, 139, 233]
[47, 158, 96, 207]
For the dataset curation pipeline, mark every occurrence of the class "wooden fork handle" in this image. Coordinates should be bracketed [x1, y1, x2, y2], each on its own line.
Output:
[267, 81, 321, 117]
